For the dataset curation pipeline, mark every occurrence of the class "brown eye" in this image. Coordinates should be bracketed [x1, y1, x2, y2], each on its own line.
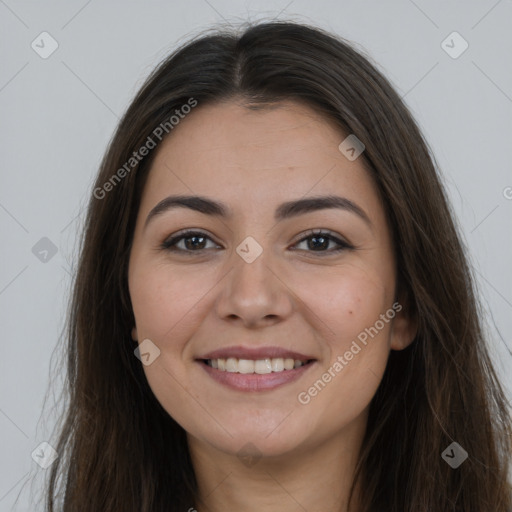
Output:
[161, 229, 353, 255]
[161, 230, 220, 253]
[292, 230, 353, 254]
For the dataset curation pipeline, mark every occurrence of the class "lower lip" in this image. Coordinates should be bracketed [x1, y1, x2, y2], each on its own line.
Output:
[198, 360, 316, 391]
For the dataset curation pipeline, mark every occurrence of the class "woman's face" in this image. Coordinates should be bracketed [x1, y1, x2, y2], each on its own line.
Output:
[128, 100, 414, 459]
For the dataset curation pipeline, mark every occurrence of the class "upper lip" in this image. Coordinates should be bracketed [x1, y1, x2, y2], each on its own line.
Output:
[198, 345, 315, 362]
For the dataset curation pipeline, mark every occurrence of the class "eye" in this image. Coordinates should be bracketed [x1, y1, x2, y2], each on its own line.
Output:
[161, 230, 221, 253]
[161, 229, 353, 255]
[291, 229, 354, 254]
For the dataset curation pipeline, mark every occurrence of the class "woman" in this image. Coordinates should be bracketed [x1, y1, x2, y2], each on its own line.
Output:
[45, 20, 511, 511]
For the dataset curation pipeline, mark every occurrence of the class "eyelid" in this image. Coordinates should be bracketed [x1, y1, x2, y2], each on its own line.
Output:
[160, 228, 354, 255]
[160, 229, 221, 251]
[290, 228, 353, 249]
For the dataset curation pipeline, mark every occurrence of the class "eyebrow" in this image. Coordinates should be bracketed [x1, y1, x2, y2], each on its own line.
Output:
[144, 194, 372, 229]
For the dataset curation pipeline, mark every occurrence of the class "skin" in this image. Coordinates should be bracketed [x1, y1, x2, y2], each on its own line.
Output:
[128, 99, 416, 511]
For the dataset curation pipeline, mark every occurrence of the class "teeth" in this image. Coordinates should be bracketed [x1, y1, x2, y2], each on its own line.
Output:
[271, 358, 284, 372]
[206, 357, 309, 373]
[255, 359, 272, 374]
[238, 359, 255, 374]
[226, 357, 237, 372]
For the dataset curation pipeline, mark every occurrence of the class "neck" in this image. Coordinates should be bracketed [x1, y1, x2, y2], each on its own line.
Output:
[187, 416, 366, 512]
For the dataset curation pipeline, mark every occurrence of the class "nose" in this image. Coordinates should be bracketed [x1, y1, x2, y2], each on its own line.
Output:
[214, 242, 294, 329]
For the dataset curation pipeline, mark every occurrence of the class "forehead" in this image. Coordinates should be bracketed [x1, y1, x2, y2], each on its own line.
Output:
[140, 100, 382, 222]
[153, 100, 345, 170]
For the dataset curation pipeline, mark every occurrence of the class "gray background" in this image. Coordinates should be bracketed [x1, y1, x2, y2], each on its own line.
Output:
[1, 1, 511, 510]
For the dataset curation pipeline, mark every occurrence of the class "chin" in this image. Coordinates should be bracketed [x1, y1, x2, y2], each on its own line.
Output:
[191, 414, 321, 461]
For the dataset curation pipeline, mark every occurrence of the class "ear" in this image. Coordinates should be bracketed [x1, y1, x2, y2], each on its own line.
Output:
[131, 326, 138, 341]
[389, 298, 418, 351]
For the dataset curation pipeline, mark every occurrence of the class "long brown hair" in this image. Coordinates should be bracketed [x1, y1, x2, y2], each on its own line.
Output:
[44, 20, 511, 511]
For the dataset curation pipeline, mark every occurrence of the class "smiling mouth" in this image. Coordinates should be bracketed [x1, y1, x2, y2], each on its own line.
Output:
[202, 357, 316, 374]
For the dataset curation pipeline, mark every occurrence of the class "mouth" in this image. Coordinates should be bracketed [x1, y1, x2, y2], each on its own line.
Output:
[202, 357, 315, 374]
[196, 346, 317, 391]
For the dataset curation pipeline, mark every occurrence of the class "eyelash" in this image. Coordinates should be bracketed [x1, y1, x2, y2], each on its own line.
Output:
[160, 229, 354, 256]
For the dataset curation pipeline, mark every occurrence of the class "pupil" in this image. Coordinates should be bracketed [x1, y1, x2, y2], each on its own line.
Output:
[183, 235, 329, 251]
[186, 236, 205, 250]
[309, 236, 327, 250]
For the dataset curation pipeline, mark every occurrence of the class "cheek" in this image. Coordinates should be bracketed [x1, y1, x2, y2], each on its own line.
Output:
[129, 264, 216, 430]
[292, 286, 393, 447]
[130, 263, 212, 344]
[293, 262, 393, 345]
[292, 264, 393, 402]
